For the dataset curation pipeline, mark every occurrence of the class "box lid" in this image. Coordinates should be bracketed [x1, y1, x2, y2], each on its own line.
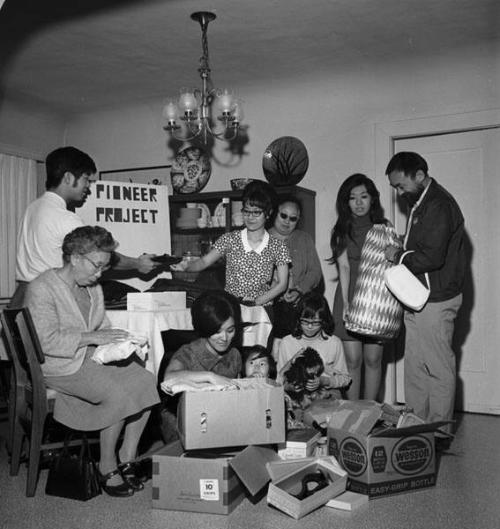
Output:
[370, 420, 451, 438]
[229, 445, 281, 497]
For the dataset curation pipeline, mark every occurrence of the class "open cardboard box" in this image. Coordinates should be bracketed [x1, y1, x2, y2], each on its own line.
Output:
[152, 442, 280, 515]
[326, 400, 449, 498]
[177, 378, 286, 450]
[266, 456, 347, 519]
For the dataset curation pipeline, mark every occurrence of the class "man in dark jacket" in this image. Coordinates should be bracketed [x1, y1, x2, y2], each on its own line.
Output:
[385, 152, 465, 442]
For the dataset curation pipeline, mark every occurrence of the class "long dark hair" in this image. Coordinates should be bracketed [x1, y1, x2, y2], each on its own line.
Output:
[329, 173, 386, 263]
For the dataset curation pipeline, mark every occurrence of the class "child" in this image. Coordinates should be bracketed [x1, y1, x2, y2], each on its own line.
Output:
[276, 291, 351, 396]
[242, 345, 277, 379]
[172, 181, 291, 307]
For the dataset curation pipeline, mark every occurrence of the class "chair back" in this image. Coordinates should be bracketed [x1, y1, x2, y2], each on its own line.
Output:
[13, 308, 50, 413]
[1, 308, 30, 395]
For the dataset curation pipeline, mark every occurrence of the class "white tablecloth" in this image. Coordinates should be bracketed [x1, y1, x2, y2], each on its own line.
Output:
[106, 305, 272, 375]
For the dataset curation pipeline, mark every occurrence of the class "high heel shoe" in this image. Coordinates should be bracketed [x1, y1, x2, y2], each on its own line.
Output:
[98, 468, 134, 497]
[117, 459, 144, 491]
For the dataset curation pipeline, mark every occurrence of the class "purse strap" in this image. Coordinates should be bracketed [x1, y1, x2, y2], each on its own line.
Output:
[399, 251, 430, 290]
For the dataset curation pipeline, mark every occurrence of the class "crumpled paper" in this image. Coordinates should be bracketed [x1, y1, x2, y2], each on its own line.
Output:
[91, 332, 149, 364]
[160, 380, 239, 396]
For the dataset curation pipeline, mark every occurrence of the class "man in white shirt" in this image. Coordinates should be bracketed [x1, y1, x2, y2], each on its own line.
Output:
[11, 146, 158, 307]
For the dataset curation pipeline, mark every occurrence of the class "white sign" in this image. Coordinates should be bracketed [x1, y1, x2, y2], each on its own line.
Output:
[78, 180, 171, 290]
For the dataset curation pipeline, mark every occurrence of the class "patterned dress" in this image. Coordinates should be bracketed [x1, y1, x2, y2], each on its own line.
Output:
[332, 214, 373, 341]
[214, 229, 290, 303]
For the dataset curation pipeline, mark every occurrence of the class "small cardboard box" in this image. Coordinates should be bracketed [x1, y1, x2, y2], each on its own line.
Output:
[277, 429, 321, 460]
[127, 291, 186, 311]
[325, 490, 369, 511]
[152, 442, 279, 515]
[178, 378, 286, 450]
[326, 401, 448, 498]
[266, 456, 348, 519]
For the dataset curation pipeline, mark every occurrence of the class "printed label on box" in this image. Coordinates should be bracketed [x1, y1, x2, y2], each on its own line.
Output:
[200, 479, 219, 501]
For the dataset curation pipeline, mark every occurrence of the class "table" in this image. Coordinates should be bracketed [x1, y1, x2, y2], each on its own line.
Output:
[106, 305, 272, 375]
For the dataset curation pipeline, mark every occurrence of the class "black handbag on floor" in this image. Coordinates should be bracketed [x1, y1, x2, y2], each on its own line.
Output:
[45, 434, 102, 501]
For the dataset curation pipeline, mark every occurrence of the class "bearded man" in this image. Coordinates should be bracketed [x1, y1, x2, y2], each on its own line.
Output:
[385, 151, 466, 449]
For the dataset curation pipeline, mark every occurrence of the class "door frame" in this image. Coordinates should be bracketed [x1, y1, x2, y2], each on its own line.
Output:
[374, 108, 500, 404]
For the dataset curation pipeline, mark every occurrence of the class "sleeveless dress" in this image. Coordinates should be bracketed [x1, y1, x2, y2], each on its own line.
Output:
[332, 214, 373, 341]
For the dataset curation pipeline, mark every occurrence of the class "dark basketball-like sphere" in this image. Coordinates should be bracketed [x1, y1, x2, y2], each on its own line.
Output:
[262, 136, 309, 186]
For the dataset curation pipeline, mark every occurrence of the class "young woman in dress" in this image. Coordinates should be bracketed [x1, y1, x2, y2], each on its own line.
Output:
[329, 173, 389, 401]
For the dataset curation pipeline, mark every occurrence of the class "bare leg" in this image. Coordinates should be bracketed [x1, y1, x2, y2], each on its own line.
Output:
[343, 341, 363, 400]
[363, 343, 384, 401]
[100, 420, 125, 485]
[118, 409, 152, 463]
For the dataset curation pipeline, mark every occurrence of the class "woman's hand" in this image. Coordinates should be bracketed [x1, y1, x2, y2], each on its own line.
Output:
[170, 259, 189, 271]
[283, 288, 301, 304]
[342, 301, 349, 321]
[86, 328, 131, 345]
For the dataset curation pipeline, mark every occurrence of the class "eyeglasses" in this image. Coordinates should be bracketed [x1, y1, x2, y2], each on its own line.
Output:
[241, 208, 264, 218]
[299, 319, 323, 327]
[81, 254, 110, 273]
[279, 211, 299, 223]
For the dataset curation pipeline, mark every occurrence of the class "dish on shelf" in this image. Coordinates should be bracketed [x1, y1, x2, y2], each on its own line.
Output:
[214, 201, 226, 227]
[196, 203, 211, 223]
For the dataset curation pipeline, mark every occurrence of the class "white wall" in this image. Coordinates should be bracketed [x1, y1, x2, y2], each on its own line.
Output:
[63, 42, 498, 305]
[0, 98, 66, 160]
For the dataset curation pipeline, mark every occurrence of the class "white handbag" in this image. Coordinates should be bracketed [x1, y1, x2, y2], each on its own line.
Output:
[384, 251, 430, 311]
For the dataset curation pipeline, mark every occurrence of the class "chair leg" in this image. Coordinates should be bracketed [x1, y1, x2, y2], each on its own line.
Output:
[7, 371, 16, 455]
[26, 410, 47, 497]
[10, 417, 24, 476]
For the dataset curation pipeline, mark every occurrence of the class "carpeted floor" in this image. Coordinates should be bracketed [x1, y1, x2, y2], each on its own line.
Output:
[1, 412, 500, 529]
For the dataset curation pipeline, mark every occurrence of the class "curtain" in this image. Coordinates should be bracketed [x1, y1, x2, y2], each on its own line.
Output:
[0, 153, 37, 299]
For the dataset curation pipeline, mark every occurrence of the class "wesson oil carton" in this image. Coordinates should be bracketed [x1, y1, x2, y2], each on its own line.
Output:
[326, 400, 448, 498]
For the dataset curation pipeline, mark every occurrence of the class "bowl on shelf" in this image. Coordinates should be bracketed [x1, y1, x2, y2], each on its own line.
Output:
[230, 178, 254, 191]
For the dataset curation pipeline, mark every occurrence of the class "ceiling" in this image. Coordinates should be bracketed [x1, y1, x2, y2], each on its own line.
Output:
[0, 0, 499, 118]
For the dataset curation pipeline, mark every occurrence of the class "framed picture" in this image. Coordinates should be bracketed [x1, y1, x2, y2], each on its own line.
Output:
[99, 165, 172, 193]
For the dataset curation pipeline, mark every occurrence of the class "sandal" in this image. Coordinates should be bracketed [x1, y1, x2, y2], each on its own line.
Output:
[98, 468, 134, 497]
[118, 459, 144, 491]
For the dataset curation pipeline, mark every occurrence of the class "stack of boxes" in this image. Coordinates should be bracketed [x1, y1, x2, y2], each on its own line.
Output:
[152, 378, 347, 518]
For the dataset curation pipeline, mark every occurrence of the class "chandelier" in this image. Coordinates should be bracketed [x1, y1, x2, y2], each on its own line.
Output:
[163, 12, 244, 145]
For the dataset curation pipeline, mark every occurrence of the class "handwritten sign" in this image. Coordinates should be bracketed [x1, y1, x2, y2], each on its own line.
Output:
[78, 180, 171, 290]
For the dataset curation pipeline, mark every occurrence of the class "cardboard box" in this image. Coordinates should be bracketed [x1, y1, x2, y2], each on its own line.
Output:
[178, 378, 286, 450]
[325, 491, 369, 511]
[127, 291, 186, 311]
[152, 442, 279, 515]
[326, 401, 448, 498]
[277, 429, 321, 460]
[266, 456, 347, 519]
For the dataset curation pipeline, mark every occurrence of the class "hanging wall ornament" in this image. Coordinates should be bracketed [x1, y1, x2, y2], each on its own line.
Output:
[262, 136, 309, 186]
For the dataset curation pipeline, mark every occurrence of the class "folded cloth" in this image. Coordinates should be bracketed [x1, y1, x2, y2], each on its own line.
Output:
[92, 332, 149, 364]
[160, 380, 239, 395]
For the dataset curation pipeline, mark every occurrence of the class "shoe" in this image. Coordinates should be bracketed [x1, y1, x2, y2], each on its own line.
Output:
[118, 459, 145, 491]
[98, 468, 134, 497]
[133, 457, 152, 483]
[435, 436, 453, 453]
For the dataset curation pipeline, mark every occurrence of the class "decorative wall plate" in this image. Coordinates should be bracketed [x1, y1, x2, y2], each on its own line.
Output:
[171, 146, 211, 194]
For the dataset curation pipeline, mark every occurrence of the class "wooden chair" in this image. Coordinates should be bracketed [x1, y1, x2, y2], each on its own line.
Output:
[0, 308, 90, 497]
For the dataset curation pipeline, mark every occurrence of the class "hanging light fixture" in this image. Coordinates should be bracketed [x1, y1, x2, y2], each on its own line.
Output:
[163, 12, 244, 144]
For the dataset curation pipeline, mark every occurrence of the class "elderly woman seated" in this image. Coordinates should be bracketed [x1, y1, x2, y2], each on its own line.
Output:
[25, 226, 159, 497]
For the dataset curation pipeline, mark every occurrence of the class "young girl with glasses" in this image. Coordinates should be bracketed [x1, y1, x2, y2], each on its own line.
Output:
[276, 291, 351, 397]
[172, 181, 290, 308]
